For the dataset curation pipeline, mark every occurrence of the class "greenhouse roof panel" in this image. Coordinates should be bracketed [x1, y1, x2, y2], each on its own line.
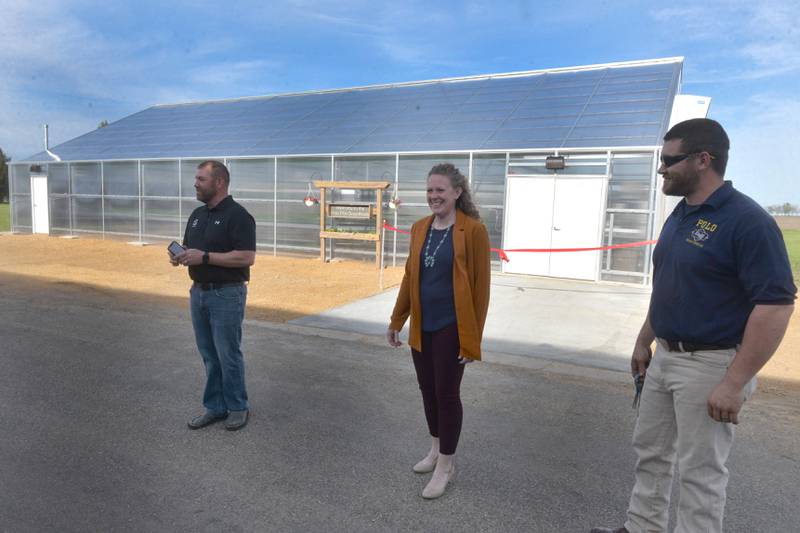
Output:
[23, 58, 682, 162]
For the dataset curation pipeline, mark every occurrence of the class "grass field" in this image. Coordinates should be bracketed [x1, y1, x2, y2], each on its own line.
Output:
[0, 203, 8, 232]
[784, 229, 800, 282]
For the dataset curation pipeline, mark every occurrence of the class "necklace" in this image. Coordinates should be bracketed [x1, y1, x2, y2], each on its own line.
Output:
[423, 224, 451, 268]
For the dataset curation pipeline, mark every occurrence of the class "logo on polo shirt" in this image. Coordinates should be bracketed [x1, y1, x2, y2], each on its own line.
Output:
[214, 219, 221, 225]
[686, 218, 718, 248]
[192, 218, 198, 228]
[691, 228, 709, 242]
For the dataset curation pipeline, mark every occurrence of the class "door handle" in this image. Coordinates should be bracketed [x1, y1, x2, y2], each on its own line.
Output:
[553, 226, 561, 231]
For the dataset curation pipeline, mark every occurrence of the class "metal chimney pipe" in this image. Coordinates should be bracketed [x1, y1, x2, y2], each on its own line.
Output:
[43, 124, 61, 161]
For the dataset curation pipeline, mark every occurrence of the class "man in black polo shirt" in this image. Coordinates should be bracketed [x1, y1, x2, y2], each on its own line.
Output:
[169, 160, 256, 431]
[592, 119, 796, 533]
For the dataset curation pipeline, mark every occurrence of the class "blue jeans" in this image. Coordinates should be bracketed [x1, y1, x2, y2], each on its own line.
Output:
[190, 283, 249, 413]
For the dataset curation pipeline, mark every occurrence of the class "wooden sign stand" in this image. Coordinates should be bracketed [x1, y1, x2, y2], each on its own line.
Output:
[313, 180, 392, 268]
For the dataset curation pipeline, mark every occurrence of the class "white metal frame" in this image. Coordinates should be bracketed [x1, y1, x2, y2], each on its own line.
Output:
[11, 145, 663, 284]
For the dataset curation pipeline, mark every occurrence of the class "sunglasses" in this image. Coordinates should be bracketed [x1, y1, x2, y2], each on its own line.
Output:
[660, 151, 715, 168]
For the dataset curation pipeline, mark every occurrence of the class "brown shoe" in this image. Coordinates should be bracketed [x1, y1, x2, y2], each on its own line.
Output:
[589, 528, 628, 533]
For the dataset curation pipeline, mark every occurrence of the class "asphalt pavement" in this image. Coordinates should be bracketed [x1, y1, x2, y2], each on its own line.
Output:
[0, 272, 797, 532]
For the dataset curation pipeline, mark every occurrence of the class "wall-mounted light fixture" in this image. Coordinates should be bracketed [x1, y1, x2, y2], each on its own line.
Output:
[545, 155, 566, 170]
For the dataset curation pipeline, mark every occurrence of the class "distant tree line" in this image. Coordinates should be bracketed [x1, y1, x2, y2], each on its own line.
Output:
[0, 147, 9, 203]
[766, 203, 800, 216]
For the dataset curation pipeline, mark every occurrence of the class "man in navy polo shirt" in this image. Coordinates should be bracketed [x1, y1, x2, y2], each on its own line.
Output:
[169, 160, 256, 431]
[592, 119, 796, 533]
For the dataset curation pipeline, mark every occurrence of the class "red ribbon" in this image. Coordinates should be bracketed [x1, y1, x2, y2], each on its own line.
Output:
[383, 222, 411, 235]
[382, 222, 655, 262]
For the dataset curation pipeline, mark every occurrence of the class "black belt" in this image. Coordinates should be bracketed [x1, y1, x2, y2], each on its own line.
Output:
[193, 281, 244, 291]
[660, 339, 736, 352]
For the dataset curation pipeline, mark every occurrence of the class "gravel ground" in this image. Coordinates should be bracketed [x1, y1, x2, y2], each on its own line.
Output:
[1, 233, 797, 390]
[0, 272, 798, 532]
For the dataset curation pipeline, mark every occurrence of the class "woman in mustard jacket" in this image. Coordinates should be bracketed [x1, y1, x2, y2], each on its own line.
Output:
[387, 162, 491, 499]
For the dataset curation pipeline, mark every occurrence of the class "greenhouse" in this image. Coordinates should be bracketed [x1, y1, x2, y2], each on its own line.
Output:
[8, 57, 706, 284]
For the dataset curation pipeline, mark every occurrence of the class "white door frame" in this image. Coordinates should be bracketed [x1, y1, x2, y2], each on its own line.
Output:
[30, 175, 50, 234]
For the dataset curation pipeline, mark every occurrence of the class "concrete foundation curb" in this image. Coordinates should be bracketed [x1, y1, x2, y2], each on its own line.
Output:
[245, 317, 630, 385]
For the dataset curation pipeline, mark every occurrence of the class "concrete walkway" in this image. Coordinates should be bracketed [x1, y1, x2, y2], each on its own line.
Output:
[292, 274, 651, 372]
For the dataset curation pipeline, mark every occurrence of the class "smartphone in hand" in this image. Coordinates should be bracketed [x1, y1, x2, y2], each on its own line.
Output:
[168, 241, 186, 257]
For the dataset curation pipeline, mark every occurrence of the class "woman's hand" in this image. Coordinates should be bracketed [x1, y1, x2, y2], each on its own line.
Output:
[457, 356, 473, 365]
[386, 328, 403, 347]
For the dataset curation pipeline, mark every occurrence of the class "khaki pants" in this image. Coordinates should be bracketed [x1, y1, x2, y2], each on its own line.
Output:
[624, 342, 756, 533]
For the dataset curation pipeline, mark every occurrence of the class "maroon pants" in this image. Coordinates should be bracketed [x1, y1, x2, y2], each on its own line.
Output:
[411, 322, 465, 455]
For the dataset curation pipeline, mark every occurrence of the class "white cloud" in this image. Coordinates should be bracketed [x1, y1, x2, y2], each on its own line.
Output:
[0, 1, 290, 158]
[712, 94, 800, 205]
[651, 0, 800, 81]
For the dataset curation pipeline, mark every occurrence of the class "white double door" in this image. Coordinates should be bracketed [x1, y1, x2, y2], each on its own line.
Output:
[503, 176, 605, 280]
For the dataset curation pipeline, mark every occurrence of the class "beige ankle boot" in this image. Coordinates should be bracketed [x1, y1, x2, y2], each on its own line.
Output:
[412, 454, 437, 473]
[421, 464, 455, 499]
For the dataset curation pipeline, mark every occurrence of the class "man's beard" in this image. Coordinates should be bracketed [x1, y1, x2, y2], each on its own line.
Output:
[662, 171, 699, 197]
[196, 188, 213, 203]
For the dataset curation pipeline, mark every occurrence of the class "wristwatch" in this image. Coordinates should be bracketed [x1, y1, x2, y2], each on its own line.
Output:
[202, 251, 210, 265]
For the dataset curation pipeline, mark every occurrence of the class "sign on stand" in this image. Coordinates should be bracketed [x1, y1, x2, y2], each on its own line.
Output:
[313, 180, 392, 268]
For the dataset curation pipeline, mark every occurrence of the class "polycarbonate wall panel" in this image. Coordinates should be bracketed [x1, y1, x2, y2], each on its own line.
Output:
[229, 159, 274, 200]
[601, 212, 651, 276]
[471, 155, 506, 254]
[71, 163, 101, 195]
[104, 198, 139, 234]
[558, 154, 608, 175]
[393, 205, 433, 257]
[276, 158, 330, 200]
[508, 154, 607, 176]
[143, 198, 180, 238]
[276, 158, 330, 250]
[331, 156, 396, 208]
[48, 164, 69, 194]
[238, 200, 274, 247]
[71, 197, 102, 232]
[104, 162, 139, 196]
[606, 154, 654, 210]
[49, 196, 70, 231]
[143, 161, 179, 197]
[180, 160, 206, 197]
[600, 152, 656, 284]
[275, 219, 320, 251]
[12, 195, 32, 228]
[508, 155, 551, 175]
[397, 155, 469, 206]
[601, 272, 646, 284]
[334, 156, 395, 182]
[11, 164, 31, 195]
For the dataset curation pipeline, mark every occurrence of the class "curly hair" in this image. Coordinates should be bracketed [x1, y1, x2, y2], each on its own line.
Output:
[427, 163, 480, 219]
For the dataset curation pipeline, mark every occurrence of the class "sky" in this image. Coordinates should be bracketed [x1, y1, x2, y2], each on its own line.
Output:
[1, 0, 798, 207]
